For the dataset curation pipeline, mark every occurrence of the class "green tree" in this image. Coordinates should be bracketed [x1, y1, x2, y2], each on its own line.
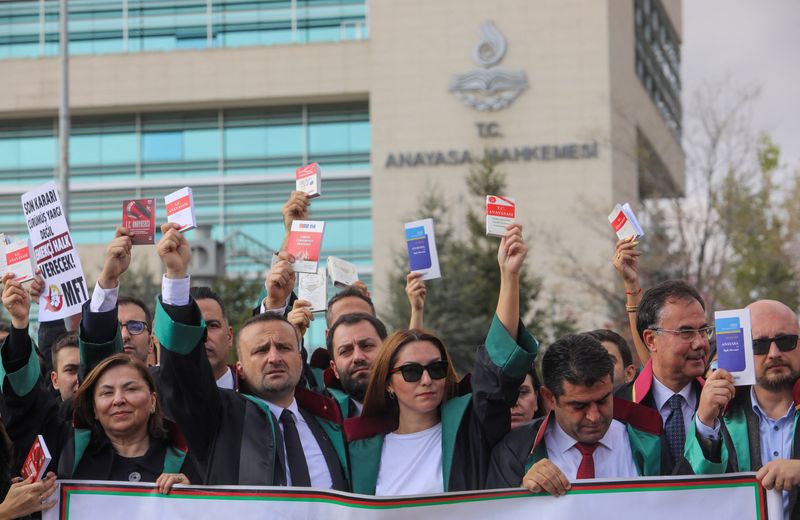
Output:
[385, 159, 575, 375]
[715, 134, 800, 308]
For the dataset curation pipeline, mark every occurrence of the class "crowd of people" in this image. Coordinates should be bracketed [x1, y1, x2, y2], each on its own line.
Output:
[0, 190, 797, 519]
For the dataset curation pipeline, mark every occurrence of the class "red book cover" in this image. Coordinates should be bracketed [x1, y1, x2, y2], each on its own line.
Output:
[20, 435, 51, 481]
[285, 220, 325, 273]
[122, 199, 156, 245]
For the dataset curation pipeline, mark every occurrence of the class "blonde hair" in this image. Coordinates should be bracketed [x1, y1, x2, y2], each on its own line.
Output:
[361, 329, 459, 417]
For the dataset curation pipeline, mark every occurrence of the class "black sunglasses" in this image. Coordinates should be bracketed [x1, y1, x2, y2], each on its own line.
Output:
[752, 335, 799, 356]
[389, 360, 449, 383]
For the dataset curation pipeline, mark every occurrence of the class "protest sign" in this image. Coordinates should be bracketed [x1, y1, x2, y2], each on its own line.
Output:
[44, 474, 778, 520]
[21, 182, 89, 321]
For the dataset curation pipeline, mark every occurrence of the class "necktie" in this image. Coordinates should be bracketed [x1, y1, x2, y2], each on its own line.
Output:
[575, 442, 598, 479]
[280, 409, 311, 487]
[664, 394, 685, 464]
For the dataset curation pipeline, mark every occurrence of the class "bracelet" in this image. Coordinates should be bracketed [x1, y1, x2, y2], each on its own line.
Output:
[625, 288, 642, 296]
[626, 305, 638, 313]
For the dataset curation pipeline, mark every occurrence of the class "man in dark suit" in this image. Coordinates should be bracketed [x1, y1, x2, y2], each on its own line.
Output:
[615, 280, 711, 474]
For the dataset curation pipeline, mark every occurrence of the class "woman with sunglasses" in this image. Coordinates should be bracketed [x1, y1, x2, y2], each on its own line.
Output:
[345, 224, 538, 495]
[0, 274, 195, 492]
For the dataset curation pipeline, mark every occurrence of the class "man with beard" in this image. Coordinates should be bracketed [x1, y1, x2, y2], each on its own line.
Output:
[324, 313, 387, 417]
[615, 280, 711, 474]
[683, 300, 800, 519]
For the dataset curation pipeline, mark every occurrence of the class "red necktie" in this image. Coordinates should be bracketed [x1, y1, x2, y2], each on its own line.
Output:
[575, 442, 598, 479]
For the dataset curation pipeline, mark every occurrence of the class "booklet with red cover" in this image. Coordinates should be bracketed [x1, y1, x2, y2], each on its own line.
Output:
[285, 220, 325, 273]
[122, 199, 156, 245]
[21, 435, 51, 481]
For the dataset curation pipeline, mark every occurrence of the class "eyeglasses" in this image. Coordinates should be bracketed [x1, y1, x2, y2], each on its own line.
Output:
[752, 335, 799, 356]
[389, 360, 449, 383]
[120, 320, 148, 336]
[651, 326, 714, 341]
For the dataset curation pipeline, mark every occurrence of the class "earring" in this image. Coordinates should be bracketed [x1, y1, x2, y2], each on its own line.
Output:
[387, 390, 395, 399]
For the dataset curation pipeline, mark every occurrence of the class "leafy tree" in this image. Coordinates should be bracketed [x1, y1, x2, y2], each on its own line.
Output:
[385, 159, 575, 375]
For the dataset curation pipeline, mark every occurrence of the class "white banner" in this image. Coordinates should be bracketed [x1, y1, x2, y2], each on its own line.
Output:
[44, 473, 779, 520]
[21, 182, 88, 321]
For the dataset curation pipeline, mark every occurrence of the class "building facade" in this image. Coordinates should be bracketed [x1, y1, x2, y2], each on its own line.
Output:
[0, 0, 683, 341]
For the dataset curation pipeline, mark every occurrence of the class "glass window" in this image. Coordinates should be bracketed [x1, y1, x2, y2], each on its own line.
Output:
[101, 133, 137, 164]
[19, 136, 56, 168]
[224, 127, 267, 158]
[184, 128, 220, 160]
[142, 132, 182, 161]
[0, 140, 19, 170]
[266, 124, 304, 157]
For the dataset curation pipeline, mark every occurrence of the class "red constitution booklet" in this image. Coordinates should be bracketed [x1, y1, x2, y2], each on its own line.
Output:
[21, 435, 51, 481]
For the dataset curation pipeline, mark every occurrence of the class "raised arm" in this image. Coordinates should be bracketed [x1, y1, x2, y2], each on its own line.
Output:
[405, 272, 426, 330]
[612, 236, 649, 365]
[154, 223, 220, 468]
[456, 225, 538, 489]
[0, 274, 64, 468]
[78, 227, 134, 373]
[279, 191, 310, 251]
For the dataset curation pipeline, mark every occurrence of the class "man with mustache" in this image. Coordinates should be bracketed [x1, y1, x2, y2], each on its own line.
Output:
[615, 280, 711, 474]
[486, 334, 662, 493]
[683, 300, 800, 519]
[324, 313, 387, 417]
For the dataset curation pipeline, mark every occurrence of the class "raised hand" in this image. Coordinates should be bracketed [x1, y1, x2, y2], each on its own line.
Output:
[351, 280, 370, 298]
[158, 223, 191, 279]
[265, 251, 296, 309]
[287, 299, 313, 338]
[696, 368, 735, 428]
[28, 269, 44, 302]
[282, 191, 310, 233]
[498, 224, 527, 277]
[98, 227, 133, 289]
[612, 236, 641, 289]
[521, 459, 571, 497]
[2, 273, 31, 329]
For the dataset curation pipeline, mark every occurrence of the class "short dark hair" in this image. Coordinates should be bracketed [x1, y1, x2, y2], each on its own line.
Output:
[190, 286, 227, 321]
[326, 287, 375, 324]
[326, 313, 388, 358]
[542, 334, 614, 398]
[585, 329, 633, 367]
[237, 312, 299, 355]
[118, 296, 152, 329]
[51, 331, 78, 368]
[636, 280, 705, 340]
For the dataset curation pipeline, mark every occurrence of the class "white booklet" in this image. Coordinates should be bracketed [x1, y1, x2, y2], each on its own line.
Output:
[297, 271, 327, 313]
[608, 203, 644, 240]
[327, 256, 359, 288]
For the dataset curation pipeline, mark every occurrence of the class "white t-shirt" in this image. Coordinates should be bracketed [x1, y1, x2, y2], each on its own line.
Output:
[375, 423, 444, 496]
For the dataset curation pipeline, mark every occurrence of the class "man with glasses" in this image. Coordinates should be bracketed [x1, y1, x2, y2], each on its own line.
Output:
[616, 280, 711, 474]
[683, 299, 800, 519]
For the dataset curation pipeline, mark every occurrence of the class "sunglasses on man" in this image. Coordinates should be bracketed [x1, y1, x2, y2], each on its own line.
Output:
[752, 335, 799, 356]
[389, 360, 449, 383]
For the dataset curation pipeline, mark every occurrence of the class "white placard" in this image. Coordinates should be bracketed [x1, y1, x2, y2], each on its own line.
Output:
[45, 474, 775, 520]
[21, 182, 89, 321]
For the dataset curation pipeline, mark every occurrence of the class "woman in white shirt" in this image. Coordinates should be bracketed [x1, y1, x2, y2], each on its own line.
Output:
[344, 224, 539, 495]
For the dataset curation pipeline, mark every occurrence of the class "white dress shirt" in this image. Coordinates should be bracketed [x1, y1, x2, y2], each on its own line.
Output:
[89, 281, 119, 313]
[262, 397, 333, 489]
[651, 376, 696, 436]
[215, 366, 235, 390]
[544, 419, 640, 480]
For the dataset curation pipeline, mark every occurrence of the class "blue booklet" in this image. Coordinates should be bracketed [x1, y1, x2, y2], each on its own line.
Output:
[404, 218, 441, 280]
[713, 309, 755, 385]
